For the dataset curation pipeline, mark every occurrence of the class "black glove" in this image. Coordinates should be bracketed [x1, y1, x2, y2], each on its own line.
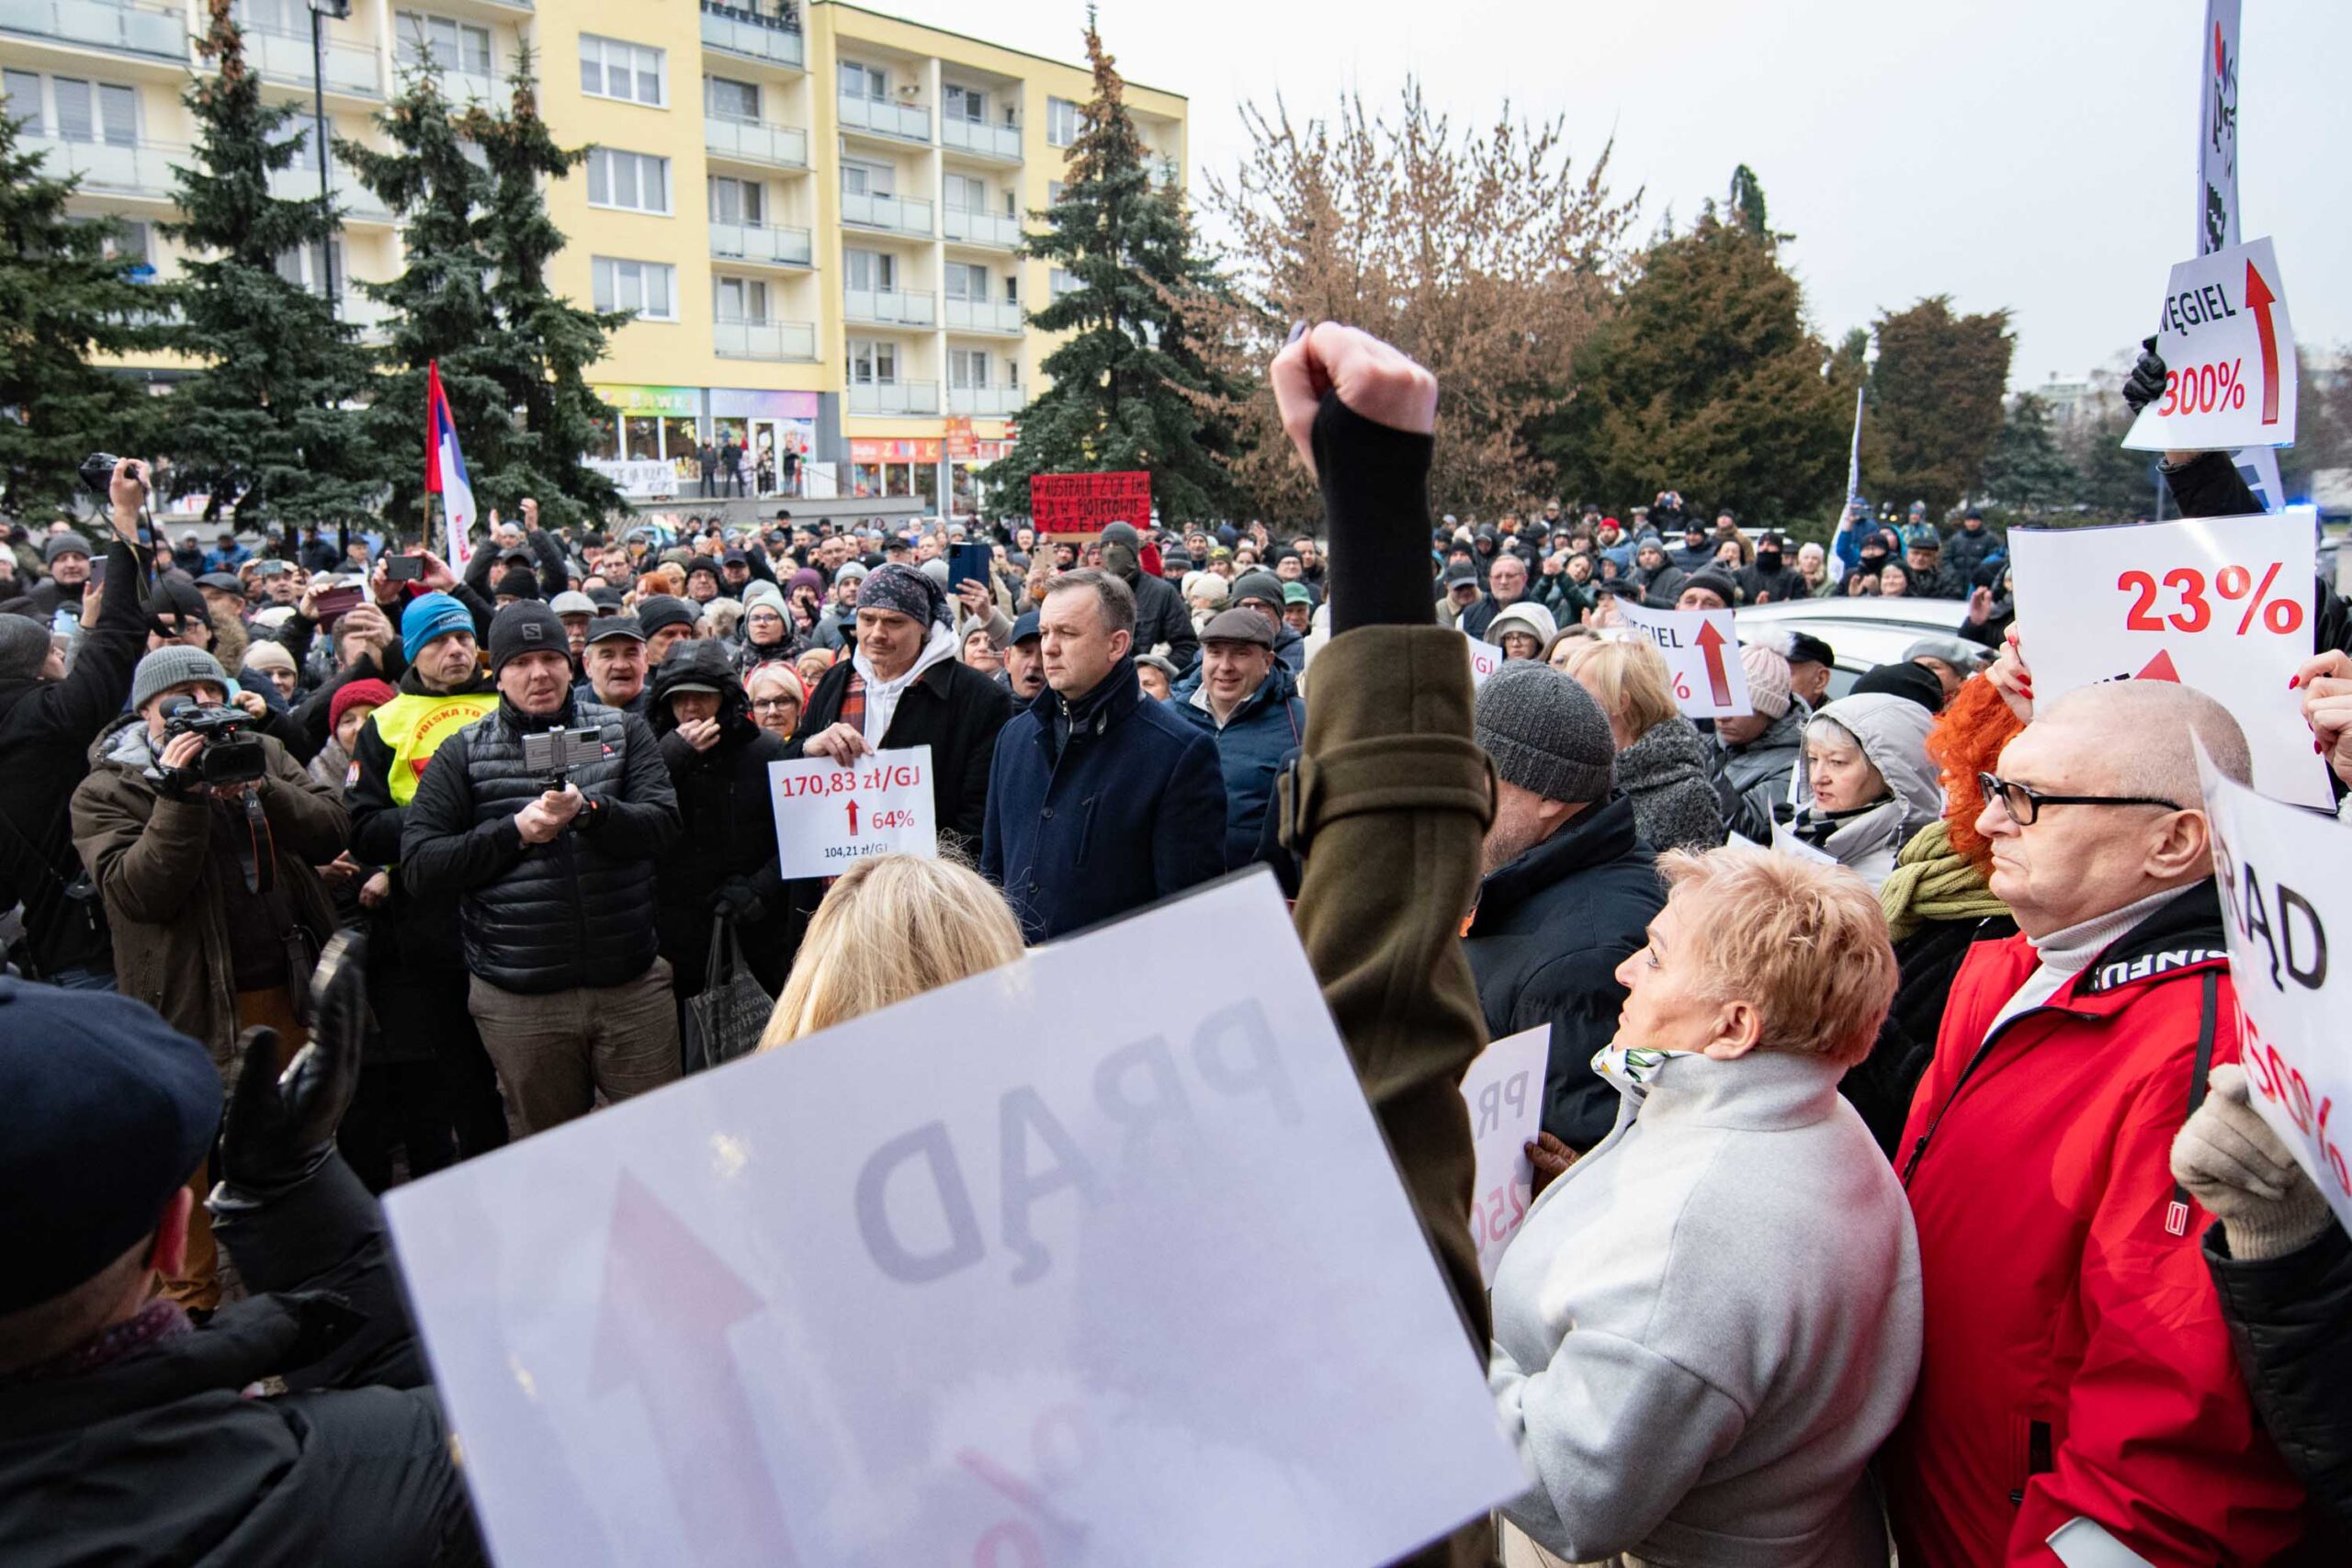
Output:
[713, 876, 765, 924]
[217, 929, 365, 1194]
[2122, 335, 2169, 417]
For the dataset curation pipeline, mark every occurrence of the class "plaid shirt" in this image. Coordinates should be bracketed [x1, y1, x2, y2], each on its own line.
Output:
[836, 668, 866, 742]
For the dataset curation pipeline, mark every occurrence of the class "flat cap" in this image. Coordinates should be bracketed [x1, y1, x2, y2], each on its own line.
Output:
[1200, 607, 1275, 648]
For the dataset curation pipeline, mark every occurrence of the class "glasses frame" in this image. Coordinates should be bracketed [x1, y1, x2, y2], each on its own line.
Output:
[1975, 772, 2183, 828]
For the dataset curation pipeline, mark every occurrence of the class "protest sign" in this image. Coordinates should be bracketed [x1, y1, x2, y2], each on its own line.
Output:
[383, 872, 1528, 1568]
[1465, 633, 1505, 688]
[2123, 236, 2297, 452]
[2199, 750, 2352, 1239]
[1615, 598, 1752, 719]
[1458, 1025, 1548, 1286]
[2010, 512, 2328, 808]
[2197, 0, 2241, 257]
[767, 745, 937, 879]
[1031, 470, 1152, 536]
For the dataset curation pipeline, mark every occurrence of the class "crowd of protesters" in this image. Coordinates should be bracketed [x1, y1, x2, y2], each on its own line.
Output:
[3, 321, 2351, 1568]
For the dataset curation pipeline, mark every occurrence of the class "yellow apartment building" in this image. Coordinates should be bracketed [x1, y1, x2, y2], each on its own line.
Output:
[0, 0, 1189, 520]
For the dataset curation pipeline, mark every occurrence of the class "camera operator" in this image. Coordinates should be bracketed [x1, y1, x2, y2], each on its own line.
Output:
[0, 458, 151, 990]
[70, 645, 348, 1311]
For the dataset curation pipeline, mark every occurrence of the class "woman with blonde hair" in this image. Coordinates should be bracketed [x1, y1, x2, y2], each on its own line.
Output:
[1555, 637, 1724, 853]
[758, 854, 1023, 1047]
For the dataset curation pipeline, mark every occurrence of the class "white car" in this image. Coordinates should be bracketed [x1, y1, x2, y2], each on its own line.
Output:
[1733, 595, 1983, 701]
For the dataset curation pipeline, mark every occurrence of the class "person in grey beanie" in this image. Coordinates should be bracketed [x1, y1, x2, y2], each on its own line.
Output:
[1464, 661, 1668, 1150]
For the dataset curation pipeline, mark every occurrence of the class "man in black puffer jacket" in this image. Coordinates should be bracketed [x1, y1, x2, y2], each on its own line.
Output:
[401, 602, 682, 1135]
[1098, 521, 1199, 673]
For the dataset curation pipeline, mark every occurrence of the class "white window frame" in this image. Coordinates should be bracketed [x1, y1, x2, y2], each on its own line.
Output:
[841, 158, 895, 198]
[592, 255, 677, 321]
[705, 74, 759, 122]
[943, 172, 985, 212]
[1047, 179, 1067, 205]
[585, 148, 673, 215]
[848, 337, 898, 385]
[579, 34, 666, 108]
[1002, 273, 1020, 305]
[838, 61, 886, 101]
[948, 348, 989, 389]
[714, 275, 769, 322]
[395, 10, 492, 77]
[1049, 266, 1080, 298]
[6, 71, 140, 145]
[944, 261, 986, 301]
[844, 248, 898, 294]
[943, 84, 984, 123]
[275, 237, 345, 297]
[707, 175, 765, 227]
[1046, 96, 1080, 147]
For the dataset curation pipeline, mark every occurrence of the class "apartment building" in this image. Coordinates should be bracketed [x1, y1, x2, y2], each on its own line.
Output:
[0, 0, 1189, 518]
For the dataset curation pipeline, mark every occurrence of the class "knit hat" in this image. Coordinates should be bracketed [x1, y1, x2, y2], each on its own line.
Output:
[836, 559, 870, 584]
[742, 581, 786, 618]
[329, 677, 395, 735]
[1231, 570, 1283, 611]
[0, 616, 51, 683]
[1851, 659, 1946, 716]
[401, 592, 474, 663]
[1474, 661, 1615, 806]
[493, 567, 541, 602]
[684, 555, 721, 583]
[43, 533, 92, 564]
[859, 561, 945, 626]
[487, 600, 568, 672]
[241, 638, 297, 679]
[634, 595, 698, 638]
[1740, 644, 1792, 719]
[1678, 568, 1739, 606]
[130, 645, 230, 712]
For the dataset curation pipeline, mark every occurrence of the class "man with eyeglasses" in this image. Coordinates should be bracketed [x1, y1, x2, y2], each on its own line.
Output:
[1881, 681, 2308, 1567]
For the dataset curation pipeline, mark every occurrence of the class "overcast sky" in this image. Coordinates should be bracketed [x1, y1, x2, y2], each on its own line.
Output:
[882, 0, 2347, 392]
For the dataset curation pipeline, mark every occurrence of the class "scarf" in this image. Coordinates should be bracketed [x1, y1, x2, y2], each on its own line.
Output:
[1878, 818, 2008, 943]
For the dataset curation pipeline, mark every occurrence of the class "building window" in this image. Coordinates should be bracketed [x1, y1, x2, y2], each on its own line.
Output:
[948, 348, 989, 389]
[585, 148, 671, 214]
[274, 238, 344, 297]
[715, 276, 768, 322]
[943, 84, 984, 123]
[838, 61, 886, 101]
[6, 72, 139, 144]
[237, 0, 305, 37]
[707, 175, 764, 226]
[1046, 96, 1080, 147]
[579, 34, 665, 107]
[97, 218, 152, 267]
[841, 159, 894, 197]
[1002, 274, 1020, 305]
[943, 172, 985, 212]
[944, 261, 986, 301]
[395, 11, 492, 76]
[1049, 267, 1080, 298]
[705, 74, 758, 122]
[592, 256, 676, 320]
[844, 249, 897, 293]
[848, 337, 898, 384]
[1046, 179, 1066, 205]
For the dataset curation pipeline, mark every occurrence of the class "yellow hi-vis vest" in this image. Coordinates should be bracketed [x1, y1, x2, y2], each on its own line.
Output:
[368, 689, 499, 806]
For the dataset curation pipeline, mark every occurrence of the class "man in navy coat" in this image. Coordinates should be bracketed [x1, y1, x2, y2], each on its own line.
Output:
[981, 569, 1227, 942]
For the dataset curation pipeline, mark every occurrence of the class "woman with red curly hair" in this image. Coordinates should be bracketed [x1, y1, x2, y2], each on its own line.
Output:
[1838, 674, 2021, 1155]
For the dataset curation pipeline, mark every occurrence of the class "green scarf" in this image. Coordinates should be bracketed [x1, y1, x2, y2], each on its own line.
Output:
[1879, 818, 2008, 943]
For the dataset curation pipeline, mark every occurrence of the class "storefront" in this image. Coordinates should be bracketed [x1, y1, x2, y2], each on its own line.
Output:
[585, 385, 702, 495]
[946, 422, 1012, 520]
[712, 389, 820, 500]
[848, 437, 942, 511]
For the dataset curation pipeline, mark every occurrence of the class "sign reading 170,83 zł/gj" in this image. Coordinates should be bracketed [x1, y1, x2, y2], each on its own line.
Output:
[766, 745, 937, 880]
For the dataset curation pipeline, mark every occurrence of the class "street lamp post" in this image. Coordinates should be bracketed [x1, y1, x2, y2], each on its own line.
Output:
[308, 0, 351, 318]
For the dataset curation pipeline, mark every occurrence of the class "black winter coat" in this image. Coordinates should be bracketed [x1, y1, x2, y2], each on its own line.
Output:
[1463, 794, 1664, 1149]
[649, 647, 792, 998]
[788, 649, 1012, 855]
[0, 1156, 483, 1566]
[2205, 1220, 2352, 1548]
[0, 536, 144, 978]
[1840, 911, 2017, 1157]
[1128, 570, 1201, 672]
[401, 694, 680, 994]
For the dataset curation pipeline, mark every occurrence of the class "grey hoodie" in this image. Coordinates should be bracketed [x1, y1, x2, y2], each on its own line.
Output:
[1782, 693, 1942, 888]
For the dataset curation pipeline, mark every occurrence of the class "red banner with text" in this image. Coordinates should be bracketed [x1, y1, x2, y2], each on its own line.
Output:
[1031, 470, 1152, 535]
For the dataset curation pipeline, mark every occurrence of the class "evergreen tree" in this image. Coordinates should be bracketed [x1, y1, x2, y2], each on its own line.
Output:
[0, 113, 168, 517]
[462, 50, 626, 529]
[340, 56, 503, 538]
[1977, 393, 2077, 513]
[1866, 295, 2014, 519]
[980, 12, 1236, 525]
[160, 0, 378, 526]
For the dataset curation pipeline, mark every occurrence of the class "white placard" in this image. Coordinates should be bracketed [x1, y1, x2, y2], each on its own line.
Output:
[1458, 1024, 1549, 1286]
[1464, 633, 1506, 688]
[767, 745, 938, 879]
[2010, 513, 2327, 807]
[2123, 237, 2297, 452]
[2199, 750, 2352, 1239]
[382, 872, 1528, 1568]
[1615, 598, 1753, 719]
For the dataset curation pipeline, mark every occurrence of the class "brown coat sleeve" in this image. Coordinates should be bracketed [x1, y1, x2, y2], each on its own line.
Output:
[1283, 624, 1498, 1568]
[73, 772, 212, 928]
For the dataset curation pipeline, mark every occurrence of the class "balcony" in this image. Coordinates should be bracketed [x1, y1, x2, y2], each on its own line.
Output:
[708, 220, 811, 267]
[699, 4, 803, 72]
[713, 317, 817, 361]
[946, 385, 1023, 417]
[341, 290, 393, 344]
[943, 296, 1023, 335]
[847, 380, 939, 416]
[941, 205, 1021, 250]
[703, 113, 808, 170]
[837, 93, 929, 144]
[24, 131, 181, 200]
[0, 0, 187, 62]
[843, 288, 935, 328]
[245, 25, 382, 98]
[941, 116, 1021, 163]
[839, 189, 932, 237]
[268, 162, 393, 225]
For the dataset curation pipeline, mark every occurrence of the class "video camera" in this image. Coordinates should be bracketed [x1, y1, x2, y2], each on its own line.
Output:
[521, 727, 604, 789]
[163, 700, 269, 787]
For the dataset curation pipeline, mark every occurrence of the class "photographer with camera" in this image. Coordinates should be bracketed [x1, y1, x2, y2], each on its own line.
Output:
[70, 645, 348, 1311]
[401, 601, 683, 1136]
[0, 458, 152, 990]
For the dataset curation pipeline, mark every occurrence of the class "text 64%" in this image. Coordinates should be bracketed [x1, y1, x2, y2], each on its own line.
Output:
[2117, 561, 2305, 637]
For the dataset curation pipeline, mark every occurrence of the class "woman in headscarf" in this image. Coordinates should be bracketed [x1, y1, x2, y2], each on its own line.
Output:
[1780, 691, 1941, 891]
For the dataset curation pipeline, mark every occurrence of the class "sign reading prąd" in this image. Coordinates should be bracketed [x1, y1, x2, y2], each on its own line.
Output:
[1030, 470, 1152, 536]
[767, 745, 937, 880]
[2199, 745, 2352, 1240]
[381, 871, 1529, 1567]
[1614, 598, 1753, 719]
[1458, 1024, 1548, 1285]
[2123, 236, 2297, 452]
[2010, 512, 2328, 808]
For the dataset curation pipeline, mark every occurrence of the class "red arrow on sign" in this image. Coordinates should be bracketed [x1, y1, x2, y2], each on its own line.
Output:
[1693, 619, 1733, 706]
[2246, 261, 2283, 426]
[2137, 649, 2182, 683]
[846, 797, 859, 837]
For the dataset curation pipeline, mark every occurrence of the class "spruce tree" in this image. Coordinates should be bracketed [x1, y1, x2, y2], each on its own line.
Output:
[980, 12, 1236, 525]
[340, 55, 503, 536]
[0, 113, 168, 517]
[160, 0, 379, 526]
[462, 50, 626, 528]
[1977, 393, 2078, 514]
